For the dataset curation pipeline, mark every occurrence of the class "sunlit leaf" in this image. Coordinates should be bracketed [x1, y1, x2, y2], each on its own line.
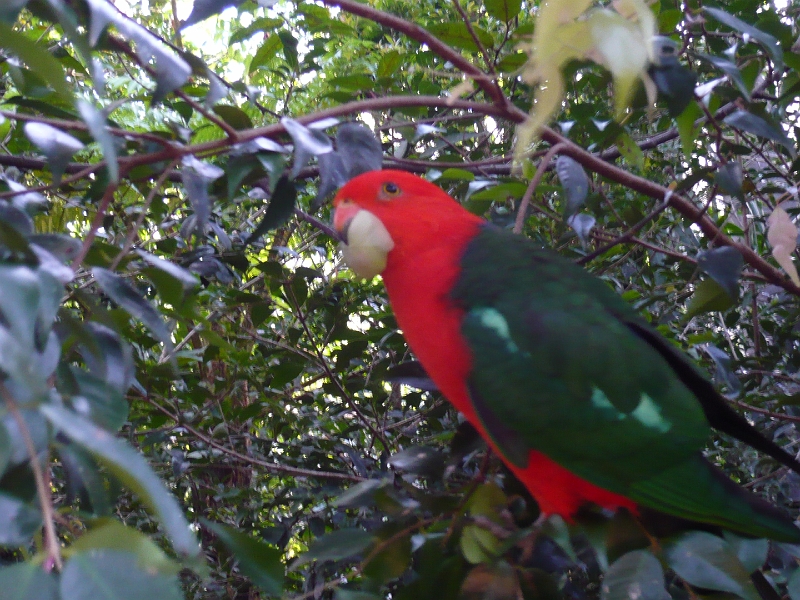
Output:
[767, 205, 800, 286]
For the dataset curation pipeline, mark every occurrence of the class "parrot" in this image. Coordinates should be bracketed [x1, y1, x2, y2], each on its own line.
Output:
[332, 169, 800, 543]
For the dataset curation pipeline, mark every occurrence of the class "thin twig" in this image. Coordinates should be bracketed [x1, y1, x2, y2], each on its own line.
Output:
[513, 143, 566, 234]
[0, 384, 62, 570]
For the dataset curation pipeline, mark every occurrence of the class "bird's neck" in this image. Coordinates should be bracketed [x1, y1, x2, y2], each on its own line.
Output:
[380, 221, 483, 418]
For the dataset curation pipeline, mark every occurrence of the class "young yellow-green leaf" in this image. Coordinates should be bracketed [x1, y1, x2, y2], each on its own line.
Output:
[615, 131, 645, 171]
[460, 525, 499, 564]
[684, 278, 735, 320]
[484, 0, 522, 22]
[767, 205, 800, 286]
[588, 9, 652, 119]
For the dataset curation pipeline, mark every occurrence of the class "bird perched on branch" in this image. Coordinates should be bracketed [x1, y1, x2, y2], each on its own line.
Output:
[333, 169, 800, 542]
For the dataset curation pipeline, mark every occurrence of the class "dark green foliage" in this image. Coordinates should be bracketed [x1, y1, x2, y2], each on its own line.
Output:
[0, 0, 798, 597]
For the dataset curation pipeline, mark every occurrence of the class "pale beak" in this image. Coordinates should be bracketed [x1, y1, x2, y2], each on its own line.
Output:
[333, 202, 395, 279]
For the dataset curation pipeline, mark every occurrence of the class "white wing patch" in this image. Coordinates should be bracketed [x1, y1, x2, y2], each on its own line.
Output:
[631, 394, 672, 433]
[475, 307, 521, 354]
[590, 388, 672, 432]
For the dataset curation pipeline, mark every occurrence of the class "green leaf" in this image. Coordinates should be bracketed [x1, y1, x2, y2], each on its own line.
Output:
[696, 53, 750, 101]
[0, 562, 58, 600]
[246, 175, 297, 245]
[23, 122, 84, 184]
[427, 23, 495, 52]
[363, 532, 411, 584]
[460, 525, 499, 564]
[676, 102, 701, 160]
[136, 250, 199, 289]
[703, 7, 783, 70]
[601, 550, 668, 600]
[334, 479, 390, 509]
[684, 278, 735, 320]
[0, 23, 72, 99]
[388, 446, 444, 477]
[60, 549, 182, 600]
[377, 51, 403, 79]
[40, 405, 201, 562]
[723, 110, 796, 157]
[213, 104, 254, 130]
[484, 0, 522, 22]
[249, 35, 283, 73]
[0, 492, 42, 546]
[290, 528, 374, 569]
[72, 520, 180, 576]
[715, 162, 744, 201]
[202, 520, 284, 595]
[697, 246, 743, 299]
[92, 268, 173, 349]
[615, 131, 644, 171]
[722, 533, 768, 573]
[77, 100, 118, 183]
[664, 531, 759, 600]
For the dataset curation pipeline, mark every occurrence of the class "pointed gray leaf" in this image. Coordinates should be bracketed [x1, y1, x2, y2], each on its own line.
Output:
[567, 213, 596, 246]
[204, 69, 227, 107]
[724, 110, 796, 157]
[336, 123, 382, 178]
[92, 268, 172, 347]
[715, 162, 744, 201]
[23, 122, 84, 184]
[136, 250, 199, 288]
[695, 53, 750, 101]
[4, 179, 46, 213]
[282, 117, 333, 179]
[183, 0, 246, 28]
[556, 155, 589, 217]
[697, 246, 743, 298]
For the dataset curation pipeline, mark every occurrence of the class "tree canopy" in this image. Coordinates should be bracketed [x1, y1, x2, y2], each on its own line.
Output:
[0, 0, 799, 598]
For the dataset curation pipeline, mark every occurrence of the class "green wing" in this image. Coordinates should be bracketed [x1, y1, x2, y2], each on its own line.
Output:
[452, 226, 799, 540]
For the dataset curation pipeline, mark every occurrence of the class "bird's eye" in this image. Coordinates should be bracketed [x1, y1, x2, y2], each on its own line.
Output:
[380, 182, 401, 198]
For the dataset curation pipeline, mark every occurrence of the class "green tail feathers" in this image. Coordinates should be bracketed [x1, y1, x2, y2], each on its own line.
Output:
[629, 454, 800, 542]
